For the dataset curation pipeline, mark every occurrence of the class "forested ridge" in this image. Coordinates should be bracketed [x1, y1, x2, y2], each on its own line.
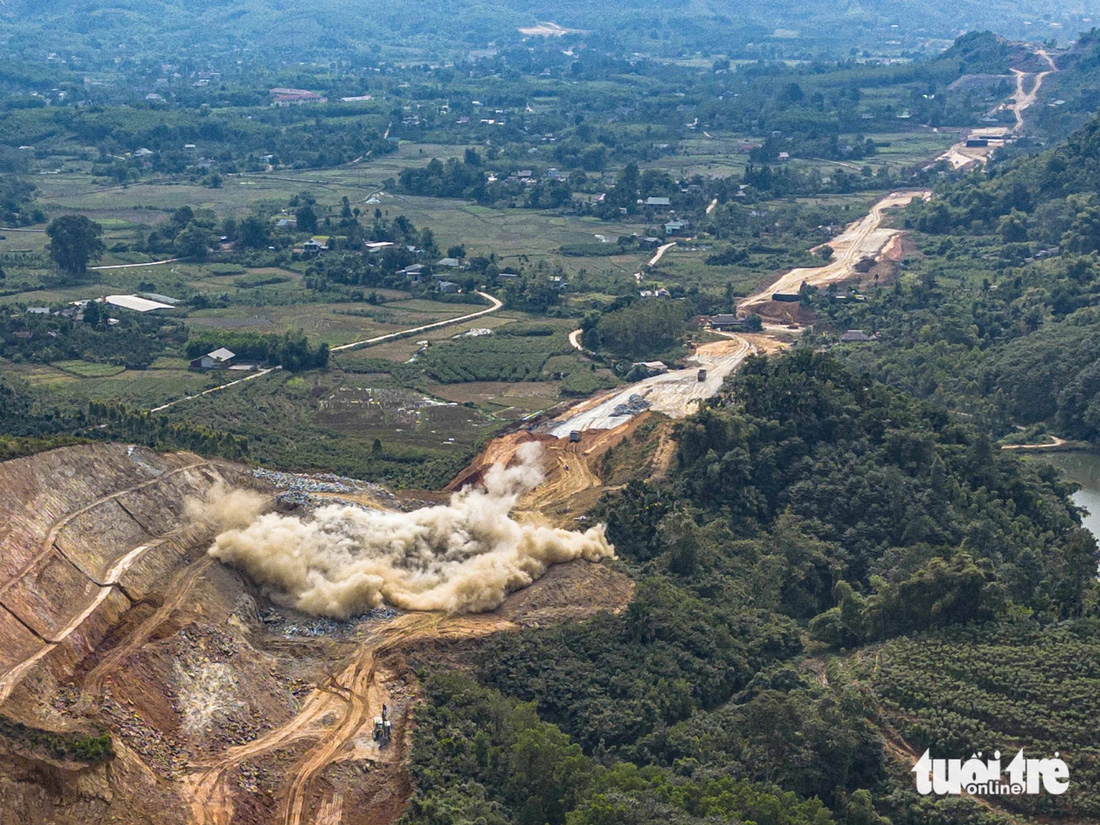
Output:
[814, 109, 1100, 444]
[403, 352, 1099, 825]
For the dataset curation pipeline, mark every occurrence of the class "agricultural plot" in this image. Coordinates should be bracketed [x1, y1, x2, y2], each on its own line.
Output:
[161, 369, 494, 487]
[187, 299, 472, 346]
[50, 360, 126, 378]
[24, 365, 217, 407]
[368, 192, 649, 274]
[426, 380, 564, 417]
[854, 624, 1100, 820]
[418, 327, 574, 383]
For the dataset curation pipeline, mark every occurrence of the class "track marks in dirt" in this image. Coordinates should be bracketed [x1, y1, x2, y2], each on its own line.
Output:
[77, 557, 215, 716]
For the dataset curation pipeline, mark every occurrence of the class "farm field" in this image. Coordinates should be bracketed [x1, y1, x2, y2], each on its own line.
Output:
[187, 299, 475, 346]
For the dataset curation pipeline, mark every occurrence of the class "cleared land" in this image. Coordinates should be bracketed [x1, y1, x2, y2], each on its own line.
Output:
[738, 189, 930, 320]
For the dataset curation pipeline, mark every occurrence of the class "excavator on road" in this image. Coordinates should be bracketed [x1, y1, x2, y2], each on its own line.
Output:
[373, 704, 392, 745]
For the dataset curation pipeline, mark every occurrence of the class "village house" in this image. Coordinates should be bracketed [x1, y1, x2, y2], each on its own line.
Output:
[190, 347, 236, 369]
[708, 314, 746, 331]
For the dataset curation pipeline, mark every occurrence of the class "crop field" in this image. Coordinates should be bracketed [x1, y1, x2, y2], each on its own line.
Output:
[647, 245, 783, 296]
[853, 623, 1100, 820]
[187, 299, 473, 346]
[365, 192, 650, 273]
[336, 311, 527, 363]
[418, 330, 573, 383]
[3, 358, 218, 406]
[425, 380, 564, 417]
[161, 368, 495, 487]
[50, 360, 126, 378]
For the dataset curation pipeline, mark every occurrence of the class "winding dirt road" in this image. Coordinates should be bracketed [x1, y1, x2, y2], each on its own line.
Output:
[935, 47, 1057, 170]
[186, 611, 510, 825]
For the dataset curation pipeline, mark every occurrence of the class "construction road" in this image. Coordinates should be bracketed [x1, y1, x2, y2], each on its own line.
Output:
[738, 190, 930, 315]
[935, 47, 1057, 170]
[548, 334, 753, 437]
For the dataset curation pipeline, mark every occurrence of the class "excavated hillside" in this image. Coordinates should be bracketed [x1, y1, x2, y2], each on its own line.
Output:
[0, 443, 631, 825]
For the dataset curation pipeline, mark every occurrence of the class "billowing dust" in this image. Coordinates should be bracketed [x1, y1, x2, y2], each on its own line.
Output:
[184, 481, 268, 531]
[201, 444, 615, 617]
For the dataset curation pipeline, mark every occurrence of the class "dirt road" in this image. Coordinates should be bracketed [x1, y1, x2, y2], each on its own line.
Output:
[738, 190, 929, 316]
[186, 611, 510, 825]
[331, 291, 503, 352]
[647, 242, 676, 268]
[935, 48, 1057, 169]
[548, 335, 752, 436]
[76, 556, 215, 715]
[0, 459, 210, 704]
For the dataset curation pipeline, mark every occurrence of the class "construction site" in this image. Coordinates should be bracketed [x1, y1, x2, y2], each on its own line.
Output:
[0, 422, 650, 825]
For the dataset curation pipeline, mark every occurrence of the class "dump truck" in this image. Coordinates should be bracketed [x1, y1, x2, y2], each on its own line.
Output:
[569, 430, 582, 443]
[697, 369, 707, 382]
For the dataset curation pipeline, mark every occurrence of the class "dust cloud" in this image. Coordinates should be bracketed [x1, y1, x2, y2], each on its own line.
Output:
[184, 481, 268, 531]
[205, 443, 615, 617]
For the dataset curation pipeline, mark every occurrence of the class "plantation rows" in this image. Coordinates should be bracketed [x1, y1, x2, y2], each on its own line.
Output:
[421, 332, 572, 384]
[861, 623, 1100, 819]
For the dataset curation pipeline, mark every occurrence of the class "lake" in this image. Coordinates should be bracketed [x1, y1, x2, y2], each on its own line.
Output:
[1030, 451, 1100, 541]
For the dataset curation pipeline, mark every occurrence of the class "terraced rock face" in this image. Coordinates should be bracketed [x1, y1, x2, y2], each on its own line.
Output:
[0, 443, 632, 825]
[0, 444, 274, 824]
[0, 445, 258, 700]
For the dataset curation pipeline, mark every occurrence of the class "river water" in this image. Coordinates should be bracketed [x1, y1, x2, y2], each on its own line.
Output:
[1030, 452, 1100, 541]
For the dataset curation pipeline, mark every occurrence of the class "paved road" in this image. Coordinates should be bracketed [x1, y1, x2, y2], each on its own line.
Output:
[148, 367, 281, 413]
[143, 291, 504, 415]
[91, 257, 183, 271]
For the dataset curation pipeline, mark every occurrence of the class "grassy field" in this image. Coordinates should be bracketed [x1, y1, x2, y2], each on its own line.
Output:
[2, 357, 219, 406]
[186, 298, 474, 346]
[51, 360, 126, 378]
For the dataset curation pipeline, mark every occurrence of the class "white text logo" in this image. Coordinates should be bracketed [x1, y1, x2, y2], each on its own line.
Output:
[912, 749, 1069, 796]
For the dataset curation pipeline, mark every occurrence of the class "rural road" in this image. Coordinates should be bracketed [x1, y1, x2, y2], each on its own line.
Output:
[738, 190, 929, 314]
[647, 242, 676, 268]
[549, 335, 753, 436]
[91, 257, 183, 271]
[331, 290, 503, 352]
[145, 290, 505, 415]
[148, 367, 281, 413]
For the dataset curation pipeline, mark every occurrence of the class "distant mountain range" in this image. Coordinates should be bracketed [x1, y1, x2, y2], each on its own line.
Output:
[3, 0, 1099, 59]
